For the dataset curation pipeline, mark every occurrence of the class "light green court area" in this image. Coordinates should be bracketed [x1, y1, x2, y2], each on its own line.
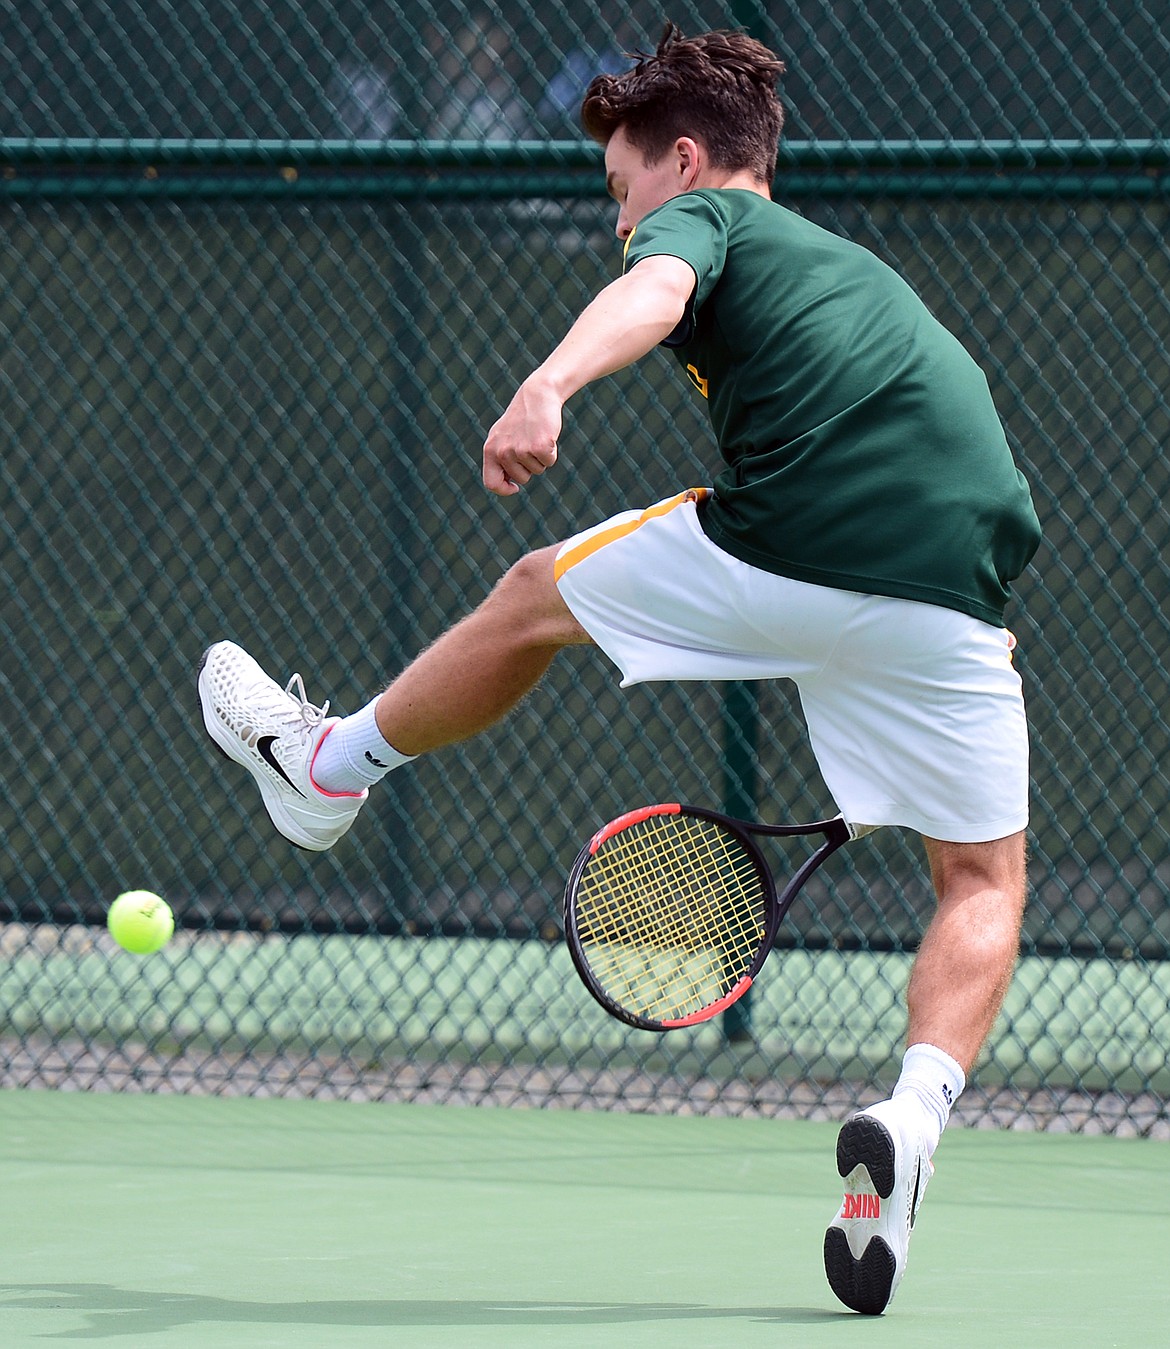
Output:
[0, 1089, 1166, 1347]
[6, 931, 1170, 1093]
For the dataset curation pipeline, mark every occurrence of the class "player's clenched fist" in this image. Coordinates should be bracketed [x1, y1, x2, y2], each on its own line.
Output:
[483, 376, 563, 495]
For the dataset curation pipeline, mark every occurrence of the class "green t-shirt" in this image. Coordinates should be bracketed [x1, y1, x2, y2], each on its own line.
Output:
[621, 189, 1041, 625]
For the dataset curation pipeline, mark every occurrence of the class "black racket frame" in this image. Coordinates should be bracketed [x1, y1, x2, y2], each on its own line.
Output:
[563, 804, 853, 1032]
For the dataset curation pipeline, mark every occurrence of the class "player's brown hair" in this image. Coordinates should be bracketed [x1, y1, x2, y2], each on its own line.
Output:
[581, 23, 786, 184]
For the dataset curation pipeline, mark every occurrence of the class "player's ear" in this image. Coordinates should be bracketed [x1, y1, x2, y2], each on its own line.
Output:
[675, 137, 702, 187]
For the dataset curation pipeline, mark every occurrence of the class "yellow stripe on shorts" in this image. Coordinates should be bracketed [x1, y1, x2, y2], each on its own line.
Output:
[553, 488, 710, 582]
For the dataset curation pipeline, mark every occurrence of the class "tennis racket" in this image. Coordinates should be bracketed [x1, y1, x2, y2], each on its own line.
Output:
[563, 804, 859, 1032]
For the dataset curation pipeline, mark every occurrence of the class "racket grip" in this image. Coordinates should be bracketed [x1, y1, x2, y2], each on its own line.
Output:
[846, 821, 881, 839]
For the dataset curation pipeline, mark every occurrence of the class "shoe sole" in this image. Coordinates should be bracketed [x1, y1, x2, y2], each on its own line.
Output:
[196, 645, 323, 852]
[823, 1114, 898, 1316]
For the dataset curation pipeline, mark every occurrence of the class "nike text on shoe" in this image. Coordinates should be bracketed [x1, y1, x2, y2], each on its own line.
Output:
[197, 641, 368, 852]
[823, 1099, 933, 1315]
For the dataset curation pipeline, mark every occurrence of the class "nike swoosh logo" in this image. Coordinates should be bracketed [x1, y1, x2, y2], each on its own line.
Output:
[257, 735, 306, 797]
[909, 1157, 923, 1228]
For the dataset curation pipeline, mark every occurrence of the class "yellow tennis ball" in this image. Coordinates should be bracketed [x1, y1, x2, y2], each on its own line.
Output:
[107, 890, 174, 954]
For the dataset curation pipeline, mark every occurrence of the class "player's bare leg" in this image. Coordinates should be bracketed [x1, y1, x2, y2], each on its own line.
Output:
[198, 546, 588, 850]
[374, 546, 591, 755]
[910, 831, 1028, 1072]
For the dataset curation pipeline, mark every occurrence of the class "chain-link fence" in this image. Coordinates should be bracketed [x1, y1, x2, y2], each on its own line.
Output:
[2, 2, 1168, 1135]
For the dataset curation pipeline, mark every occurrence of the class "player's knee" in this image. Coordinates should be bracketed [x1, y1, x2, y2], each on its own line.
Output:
[492, 548, 588, 648]
[926, 833, 1026, 901]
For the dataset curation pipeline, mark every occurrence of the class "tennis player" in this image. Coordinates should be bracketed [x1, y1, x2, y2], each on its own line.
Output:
[199, 24, 1040, 1314]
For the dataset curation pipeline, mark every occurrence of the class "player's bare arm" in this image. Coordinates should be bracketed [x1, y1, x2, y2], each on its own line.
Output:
[482, 254, 696, 495]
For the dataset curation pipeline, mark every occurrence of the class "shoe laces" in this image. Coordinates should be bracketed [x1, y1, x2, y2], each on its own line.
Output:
[285, 673, 329, 731]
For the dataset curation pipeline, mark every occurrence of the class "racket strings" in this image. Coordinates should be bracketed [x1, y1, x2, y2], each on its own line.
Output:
[574, 815, 768, 1022]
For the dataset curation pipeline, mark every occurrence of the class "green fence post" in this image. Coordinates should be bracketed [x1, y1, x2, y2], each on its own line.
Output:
[721, 680, 759, 1043]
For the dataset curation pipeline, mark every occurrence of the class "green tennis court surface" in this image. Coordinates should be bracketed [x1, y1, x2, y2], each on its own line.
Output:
[1, 1089, 1165, 1347]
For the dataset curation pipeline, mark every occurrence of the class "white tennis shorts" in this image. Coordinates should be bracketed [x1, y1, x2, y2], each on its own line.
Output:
[554, 489, 1029, 843]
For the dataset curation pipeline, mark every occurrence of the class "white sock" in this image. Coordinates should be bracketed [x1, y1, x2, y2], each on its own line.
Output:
[891, 1042, 966, 1157]
[311, 696, 415, 792]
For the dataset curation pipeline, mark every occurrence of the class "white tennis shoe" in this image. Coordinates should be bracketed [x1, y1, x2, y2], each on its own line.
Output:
[198, 641, 367, 852]
[823, 1098, 933, 1315]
